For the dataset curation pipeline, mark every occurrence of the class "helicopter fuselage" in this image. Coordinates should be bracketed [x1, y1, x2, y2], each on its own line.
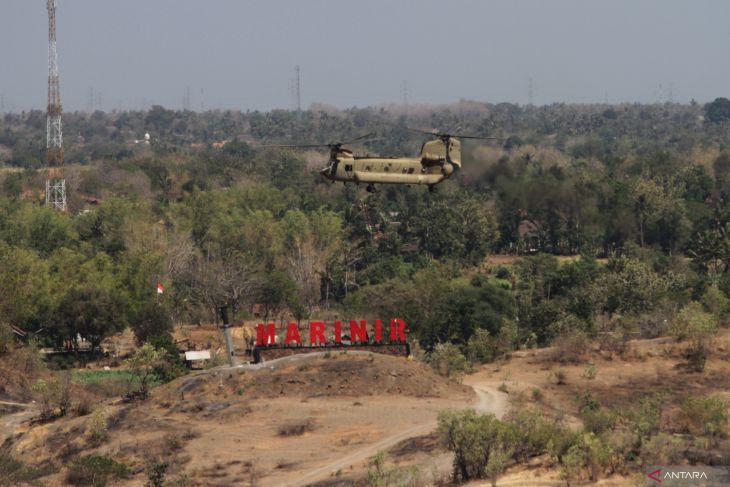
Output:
[320, 138, 461, 188]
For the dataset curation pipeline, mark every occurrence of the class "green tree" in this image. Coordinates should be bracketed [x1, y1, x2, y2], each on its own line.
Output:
[55, 287, 128, 351]
[132, 301, 173, 345]
[705, 97, 730, 123]
[126, 343, 165, 398]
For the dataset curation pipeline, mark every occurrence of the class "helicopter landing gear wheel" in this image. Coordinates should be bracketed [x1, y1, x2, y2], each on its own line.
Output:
[428, 185, 437, 193]
[366, 184, 376, 193]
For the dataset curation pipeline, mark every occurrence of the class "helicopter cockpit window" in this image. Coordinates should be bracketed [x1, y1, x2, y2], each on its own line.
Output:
[345, 164, 352, 171]
[407, 168, 415, 174]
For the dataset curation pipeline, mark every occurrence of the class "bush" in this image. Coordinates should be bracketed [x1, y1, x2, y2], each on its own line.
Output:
[0, 453, 55, 486]
[580, 408, 616, 435]
[551, 329, 590, 364]
[670, 302, 717, 372]
[583, 361, 598, 380]
[670, 302, 717, 341]
[551, 369, 567, 385]
[32, 378, 60, 419]
[58, 371, 72, 416]
[0, 323, 14, 354]
[681, 396, 728, 439]
[437, 410, 506, 481]
[367, 451, 425, 487]
[627, 395, 663, 440]
[125, 343, 165, 398]
[428, 343, 471, 378]
[277, 419, 315, 437]
[89, 406, 108, 445]
[466, 328, 496, 364]
[132, 301, 174, 345]
[701, 286, 730, 323]
[506, 409, 564, 462]
[76, 398, 93, 416]
[640, 433, 684, 466]
[145, 461, 168, 487]
[66, 455, 129, 487]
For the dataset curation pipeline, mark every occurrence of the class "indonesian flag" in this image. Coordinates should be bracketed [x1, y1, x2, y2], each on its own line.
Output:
[156, 282, 164, 294]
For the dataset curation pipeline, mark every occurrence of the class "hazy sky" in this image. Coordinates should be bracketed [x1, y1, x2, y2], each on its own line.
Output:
[1, 0, 728, 112]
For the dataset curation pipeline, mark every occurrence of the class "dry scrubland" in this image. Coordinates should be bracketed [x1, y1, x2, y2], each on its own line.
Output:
[1, 330, 730, 486]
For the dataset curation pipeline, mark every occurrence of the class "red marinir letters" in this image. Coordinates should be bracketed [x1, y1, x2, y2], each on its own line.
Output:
[255, 319, 407, 346]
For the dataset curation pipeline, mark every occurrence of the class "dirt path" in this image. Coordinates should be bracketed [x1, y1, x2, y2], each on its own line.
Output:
[0, 400, 37, 440]
[297, 376, 509, 487]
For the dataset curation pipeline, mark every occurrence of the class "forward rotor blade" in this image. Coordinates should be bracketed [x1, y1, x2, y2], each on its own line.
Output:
[381, 120, 502, 140]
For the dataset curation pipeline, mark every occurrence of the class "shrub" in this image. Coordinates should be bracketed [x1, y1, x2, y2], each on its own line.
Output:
[125, 343, 165, 398]
[551, 329, 590, 364]
[506, 409, 564, 462]
[484, 447, 511, 487]
[681, 396, 728, 439]
[66, 455, 129, 487]
[0, 453, 55, 486]
[560, 443, 585, 485]
[428, 343, 471, 378]
[640, 433, 684, 466]
[437, 410, 506, 481]
[551, 369, 567, 385]
[132, 301, 173, 345]
[670, 302, 717, 341]
[89, 406, 108, 445]
[670, 302, 717, 372]
[583, 361, 598, 380]
[531, 388, 543, 401]
[582, 433, 612, 481]
[32, 378, 59, 419]
[145, 461, 168, 487]
[701, 286, 730, 322]
[278, 419, 315, 436]
[0, 323, 14, 354]
[466, 328, 496, 364]
[76, 398, 93, 417]
[581, 408, 616, 435]
[15, 344, 45, 375]
[58, 371, 72, 416]
[627, 394, 663, 441]
[367, 451, 425, 487]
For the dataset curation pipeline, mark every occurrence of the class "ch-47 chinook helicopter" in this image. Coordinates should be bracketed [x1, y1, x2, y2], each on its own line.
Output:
[272, 129, 499, 193]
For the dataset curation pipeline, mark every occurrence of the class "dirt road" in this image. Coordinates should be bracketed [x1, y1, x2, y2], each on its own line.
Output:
[296, 375, 509, 487]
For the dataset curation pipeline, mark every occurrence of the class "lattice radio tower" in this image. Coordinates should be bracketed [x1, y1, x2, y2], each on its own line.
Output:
[45, 0, 66, 212]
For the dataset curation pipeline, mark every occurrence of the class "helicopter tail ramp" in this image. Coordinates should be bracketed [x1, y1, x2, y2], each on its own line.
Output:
[353, 171, 445, 185]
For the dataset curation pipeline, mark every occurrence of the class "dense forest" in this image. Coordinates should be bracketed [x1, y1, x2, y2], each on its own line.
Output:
[2, 98, 730, 357]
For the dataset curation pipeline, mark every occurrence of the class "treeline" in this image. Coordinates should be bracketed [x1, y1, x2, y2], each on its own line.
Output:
[0, 99, 730, 354]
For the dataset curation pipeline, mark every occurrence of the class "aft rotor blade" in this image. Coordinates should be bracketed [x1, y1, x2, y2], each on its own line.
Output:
[260, 143, 333, 148]
[341, 132, 375, 145]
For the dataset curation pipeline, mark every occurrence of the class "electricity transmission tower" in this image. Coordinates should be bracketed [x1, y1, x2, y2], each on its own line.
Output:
[295, 65, 301, 116]
[45, 0, 66, 212]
